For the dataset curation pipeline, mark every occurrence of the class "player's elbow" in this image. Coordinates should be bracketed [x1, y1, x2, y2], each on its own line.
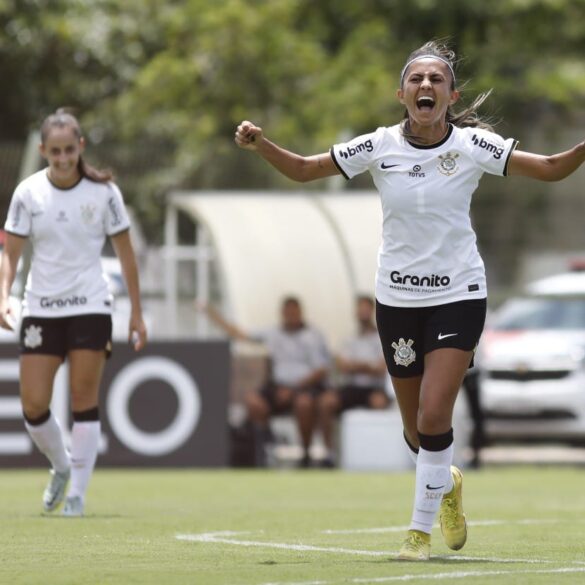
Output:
[296, 158, 319, 183]
[290, 173, 311, 183]
[540, 157, 570, 182]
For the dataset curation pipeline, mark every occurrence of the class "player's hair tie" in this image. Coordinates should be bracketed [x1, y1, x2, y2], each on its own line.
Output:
[400, 55, 456, 87]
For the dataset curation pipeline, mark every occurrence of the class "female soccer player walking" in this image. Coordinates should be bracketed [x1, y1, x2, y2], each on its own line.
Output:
[0, 109, 147, 516]
[234, 40, 585, 559]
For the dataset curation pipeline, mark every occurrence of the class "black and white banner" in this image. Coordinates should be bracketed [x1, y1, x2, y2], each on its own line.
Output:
[0, 342, 230, 467]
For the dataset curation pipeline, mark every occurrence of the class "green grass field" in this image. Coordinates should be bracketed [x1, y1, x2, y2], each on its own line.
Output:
[2, 467, 585, 585]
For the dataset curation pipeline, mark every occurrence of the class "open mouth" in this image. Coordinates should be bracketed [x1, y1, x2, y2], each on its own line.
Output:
[416, 96, 435, 111]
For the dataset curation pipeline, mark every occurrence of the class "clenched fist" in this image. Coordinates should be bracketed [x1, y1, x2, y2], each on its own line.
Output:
[235, 120, 263, 150]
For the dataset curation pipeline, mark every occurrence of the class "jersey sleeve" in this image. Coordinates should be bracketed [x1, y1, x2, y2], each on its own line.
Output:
[467, 127, 519, 177]
[330, 129, 382, 180]
[4, 184, 31, 237]
[104, 183, 131, 236]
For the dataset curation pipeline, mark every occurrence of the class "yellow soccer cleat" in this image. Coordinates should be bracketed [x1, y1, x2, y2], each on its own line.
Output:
[440, 465, 467, 550]
[397, 529, 431, 561]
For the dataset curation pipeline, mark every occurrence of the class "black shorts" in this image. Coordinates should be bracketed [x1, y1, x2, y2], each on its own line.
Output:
[376, 298, 487, 378]
[337, 385, 389, 411]
[20, 314, 113, 359]
[260, 380, 325, 415]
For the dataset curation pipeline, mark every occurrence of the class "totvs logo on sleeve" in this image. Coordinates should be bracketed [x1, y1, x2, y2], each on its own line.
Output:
[339, 139, 373, 159]
[11, 201, 24, 229]
[471, 134, 504, 160]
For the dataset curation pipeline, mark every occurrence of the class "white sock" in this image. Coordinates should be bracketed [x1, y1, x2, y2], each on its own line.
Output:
[25, 412, 70, 473]
[409, 444, 454, 534]
[67, 421, 100, 501]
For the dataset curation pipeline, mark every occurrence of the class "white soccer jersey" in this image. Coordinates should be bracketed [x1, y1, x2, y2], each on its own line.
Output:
[331, 124, 518, 307]
[4, 169, 131, 317]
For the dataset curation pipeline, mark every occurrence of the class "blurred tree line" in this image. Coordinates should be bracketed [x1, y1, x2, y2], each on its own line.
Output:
[1, 0, 584, 266]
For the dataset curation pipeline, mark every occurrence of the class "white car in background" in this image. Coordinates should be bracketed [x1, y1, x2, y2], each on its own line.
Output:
[479, 267, 585, 444]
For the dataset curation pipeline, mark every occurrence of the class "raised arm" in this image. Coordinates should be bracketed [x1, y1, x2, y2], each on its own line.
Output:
[507, 140, 585, 181]
[197, 301, 254, 342]
[0, 233, 26, 330]
[234, 120, 340, 183]
[111, 230, 147, 350]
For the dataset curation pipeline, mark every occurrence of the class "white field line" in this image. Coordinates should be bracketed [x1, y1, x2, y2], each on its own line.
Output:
[175, 531, 553, 565]
[322, 518, 558, 535]
[176, 532, 388, 557]
[259, 567, 585, 585]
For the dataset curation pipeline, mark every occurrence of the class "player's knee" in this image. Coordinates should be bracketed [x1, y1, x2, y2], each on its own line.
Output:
[22, 400, 50, 422]
[70, 396, 99, 415]
[70, 387, 98, 410]
[417, 406, 451, 435]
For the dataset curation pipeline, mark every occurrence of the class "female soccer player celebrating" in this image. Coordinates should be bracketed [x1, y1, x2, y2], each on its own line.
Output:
[0, 109, 147, 517]
[235, 41, 585, 560]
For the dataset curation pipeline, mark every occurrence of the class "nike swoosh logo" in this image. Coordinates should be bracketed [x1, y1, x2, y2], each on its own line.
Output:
[426, 484, 445, 490]
[380, 162, 399, 170]
[438, 333, 458, 340]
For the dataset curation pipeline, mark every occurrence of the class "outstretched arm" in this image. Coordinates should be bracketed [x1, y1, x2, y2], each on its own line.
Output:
[196, 301, 253, 342]
[508, 141, 585, 181]
[235, 120, 340, 183]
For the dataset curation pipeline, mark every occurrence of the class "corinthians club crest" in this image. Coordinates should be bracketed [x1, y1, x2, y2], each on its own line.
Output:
[392, 338, 416, 367]
[24, 325, 43, 349]
[437, 152, 459, 176]
[80, 204, 97, 225]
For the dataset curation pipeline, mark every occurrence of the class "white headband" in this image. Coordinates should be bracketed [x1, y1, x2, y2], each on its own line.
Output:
[400, 55, 456, 87]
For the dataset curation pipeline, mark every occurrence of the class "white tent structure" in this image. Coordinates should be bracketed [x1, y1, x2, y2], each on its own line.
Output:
[314, 192, 382, 295]
[164, 191, 382, 348]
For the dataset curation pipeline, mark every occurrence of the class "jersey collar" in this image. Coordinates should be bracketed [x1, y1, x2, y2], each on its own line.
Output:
[46, 168, 84, 191]
[406, 124, 453, 150]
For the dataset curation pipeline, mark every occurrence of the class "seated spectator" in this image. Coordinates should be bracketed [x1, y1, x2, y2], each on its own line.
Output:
[201, 296, 330, 467]
[319, 295, 390, 466]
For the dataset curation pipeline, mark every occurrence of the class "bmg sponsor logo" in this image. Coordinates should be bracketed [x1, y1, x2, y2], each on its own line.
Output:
[11, 201, 24, 229]
[108, 196, 122, 226]
[472, 134, 504, 160]
[339, 139, 373, 159]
